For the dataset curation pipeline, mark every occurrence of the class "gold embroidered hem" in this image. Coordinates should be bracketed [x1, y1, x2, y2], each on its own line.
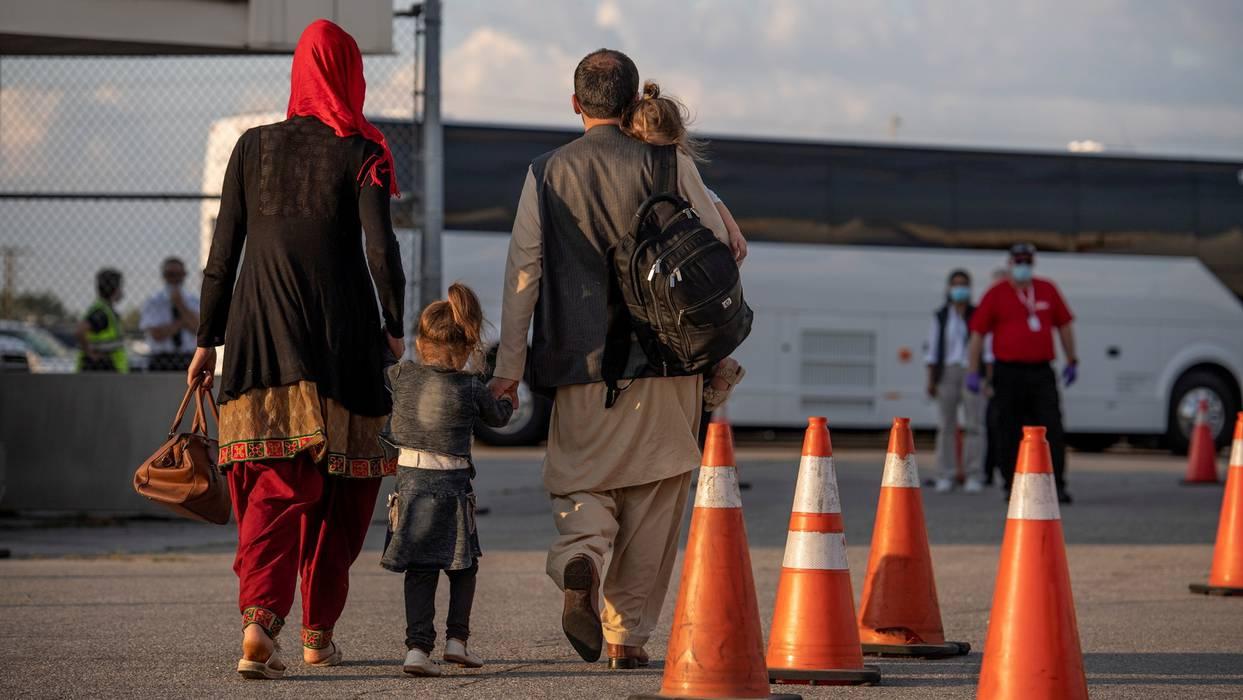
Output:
[218, 381, 394, 477]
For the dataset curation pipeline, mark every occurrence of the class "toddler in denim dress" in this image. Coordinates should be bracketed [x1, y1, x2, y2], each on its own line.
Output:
[380, 283, 513, 676]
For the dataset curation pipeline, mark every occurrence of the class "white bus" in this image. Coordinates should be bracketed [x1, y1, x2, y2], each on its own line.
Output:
[202, 116, 1243, 453]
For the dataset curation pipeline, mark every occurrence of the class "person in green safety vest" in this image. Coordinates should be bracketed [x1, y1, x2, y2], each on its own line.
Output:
[76, 268, 129, 373]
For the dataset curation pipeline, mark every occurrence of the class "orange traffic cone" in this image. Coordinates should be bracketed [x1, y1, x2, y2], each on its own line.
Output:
[858, 417, 970, 659]
[1182, 399, 1221, 485]
[977, 426, 1087, 700]
[1190, 411, 1243, 595]
[766, 418, 881, 686]
[631, 423, 800, 700]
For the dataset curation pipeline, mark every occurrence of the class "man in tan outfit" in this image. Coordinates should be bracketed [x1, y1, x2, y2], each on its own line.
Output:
[489, 49, 730, 669]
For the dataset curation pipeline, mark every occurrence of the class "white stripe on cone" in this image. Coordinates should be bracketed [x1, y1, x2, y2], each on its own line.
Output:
[791, 455, 841, 514]
[881, 452, 920, 488]
[781, 530, 849, 570]
[1007, 473, 1061, 521]
[695, 467, 742, 509]
[1232, 439, 1243, 468]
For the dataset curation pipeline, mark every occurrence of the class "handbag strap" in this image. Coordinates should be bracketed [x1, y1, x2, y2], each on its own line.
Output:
[190, 383, 221, 437]
[168, 376, 202, 438]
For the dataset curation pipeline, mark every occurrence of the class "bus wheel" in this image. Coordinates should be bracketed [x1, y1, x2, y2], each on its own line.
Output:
[474, 379, 552, 446]
[1166, 369, 1238, 455]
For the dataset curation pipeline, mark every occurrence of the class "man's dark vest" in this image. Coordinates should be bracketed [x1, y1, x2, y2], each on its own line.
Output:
[931, 303, 975, 384]
[528, 125, 663, 389]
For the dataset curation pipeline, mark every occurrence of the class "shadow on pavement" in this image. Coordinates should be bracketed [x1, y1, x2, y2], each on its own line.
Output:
[1084, 652, 1243, 685]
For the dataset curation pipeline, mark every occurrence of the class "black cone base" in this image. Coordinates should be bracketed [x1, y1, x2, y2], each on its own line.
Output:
[629, 693, 802, 700]
[768, 665, 882, 686]
[1189, 582, 1243, 596]
[862, 641, 971, 658]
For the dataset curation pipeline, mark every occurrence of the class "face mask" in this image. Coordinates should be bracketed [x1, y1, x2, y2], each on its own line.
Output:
[1011, 263, 1033, 282]
[948, 286, 971, 303]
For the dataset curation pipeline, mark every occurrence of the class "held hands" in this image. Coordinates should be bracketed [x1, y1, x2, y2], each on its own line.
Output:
[1062, 362, 1078, 387]
[186, 347, 216, 389]
[965, 371, 982, 395]
[488, 377, 520, 410]
[386, 334, 405, 360]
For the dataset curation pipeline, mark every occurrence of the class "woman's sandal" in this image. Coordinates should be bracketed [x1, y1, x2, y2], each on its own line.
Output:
[306, 641, 344, 667]
[237, 639, 286, 680]
[704, 364, 746, 412]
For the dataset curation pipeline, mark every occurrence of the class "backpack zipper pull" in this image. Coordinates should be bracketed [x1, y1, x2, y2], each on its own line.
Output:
[647, 261, 661, 281]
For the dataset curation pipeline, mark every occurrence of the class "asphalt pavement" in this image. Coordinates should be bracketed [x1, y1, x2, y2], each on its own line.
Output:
[1, 446, 1240, 698]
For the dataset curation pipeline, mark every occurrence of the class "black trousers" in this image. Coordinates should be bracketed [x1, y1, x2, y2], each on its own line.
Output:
[991, 361, 1067, 492]
[984, 396, 1002, 485]
[404, 563, 477, 652]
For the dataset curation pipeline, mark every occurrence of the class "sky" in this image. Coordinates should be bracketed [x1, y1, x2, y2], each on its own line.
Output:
[1, 0, 1242, 314]
[437, 0, 1243, 156]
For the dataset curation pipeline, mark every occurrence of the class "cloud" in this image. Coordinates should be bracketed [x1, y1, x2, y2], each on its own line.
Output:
[1, 87, 63, 147]
[442, 26, 580, 124]
[596, 0, 621, 30]
[436, 0, 1243, 157]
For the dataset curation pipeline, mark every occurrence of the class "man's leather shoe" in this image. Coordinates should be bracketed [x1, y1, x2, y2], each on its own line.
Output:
[562, 555, 602, 662]
[606, 643, 649, 670]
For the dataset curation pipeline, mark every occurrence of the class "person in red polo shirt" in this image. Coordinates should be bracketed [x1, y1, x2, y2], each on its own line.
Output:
[966, 243, 1078, 503]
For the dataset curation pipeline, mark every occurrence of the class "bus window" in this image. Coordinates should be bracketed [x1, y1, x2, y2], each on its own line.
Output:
[1075, 160, 1196, 257]
[444, 126, 572, 233]
[954, 154, 1074, 251]
[702, 139, 831, 245]
[1195, 163, 1243, 299]
[826, 149, 956, 248]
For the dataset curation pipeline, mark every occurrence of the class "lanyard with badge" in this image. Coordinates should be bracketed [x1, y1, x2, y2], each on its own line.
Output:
[1016, 284, 1040, 332]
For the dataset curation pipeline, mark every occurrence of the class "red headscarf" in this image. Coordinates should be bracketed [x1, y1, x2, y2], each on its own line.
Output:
[287, 19, 399, 197]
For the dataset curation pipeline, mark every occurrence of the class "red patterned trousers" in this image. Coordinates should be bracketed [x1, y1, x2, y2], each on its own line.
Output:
[229, 454, 381, 648]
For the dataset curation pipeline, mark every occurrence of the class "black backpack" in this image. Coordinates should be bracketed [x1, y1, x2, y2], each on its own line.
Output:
[601, 145, 753, 408]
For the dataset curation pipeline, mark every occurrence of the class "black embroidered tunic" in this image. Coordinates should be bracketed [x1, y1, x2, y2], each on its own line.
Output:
[199, 116, 405, 419]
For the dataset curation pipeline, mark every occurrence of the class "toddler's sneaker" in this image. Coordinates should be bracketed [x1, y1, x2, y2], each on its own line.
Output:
[444, 638, 483, 668]
[403, 648, 442, 676]
[933, 478, 954, 493]
[704, 360, 745, 412]
[964, 478, 984, 493]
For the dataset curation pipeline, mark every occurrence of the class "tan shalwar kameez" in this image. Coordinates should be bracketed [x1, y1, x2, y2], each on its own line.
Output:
[494, 149, 729, 647]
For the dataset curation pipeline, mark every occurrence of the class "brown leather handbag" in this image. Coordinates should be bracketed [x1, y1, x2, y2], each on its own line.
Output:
[133, 377, 231, 524]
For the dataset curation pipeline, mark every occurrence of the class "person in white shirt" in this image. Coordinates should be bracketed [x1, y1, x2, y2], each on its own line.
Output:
[139, 257, 200, 371]
[924, 269, 985, 493]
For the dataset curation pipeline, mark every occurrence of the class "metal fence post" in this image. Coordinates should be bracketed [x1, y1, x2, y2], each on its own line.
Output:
[419, 0, 443, 318]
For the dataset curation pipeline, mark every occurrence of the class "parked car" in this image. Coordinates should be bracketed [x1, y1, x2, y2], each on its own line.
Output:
[0, 320, 77, 373]
[0, 335, 32, 373]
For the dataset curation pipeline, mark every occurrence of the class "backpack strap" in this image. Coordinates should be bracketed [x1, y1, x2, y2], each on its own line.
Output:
[653, 144, 677, 195]
[602, 146, 678, 409]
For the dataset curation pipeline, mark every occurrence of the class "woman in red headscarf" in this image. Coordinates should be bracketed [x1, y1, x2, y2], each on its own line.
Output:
[188, 19, 405, 679]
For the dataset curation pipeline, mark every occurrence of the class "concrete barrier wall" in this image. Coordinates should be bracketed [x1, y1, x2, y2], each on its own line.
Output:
[0, 374, 393, 517]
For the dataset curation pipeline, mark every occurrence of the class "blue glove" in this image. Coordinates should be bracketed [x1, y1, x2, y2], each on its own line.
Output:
[965, 371, 982, 394]
[1062, 363, 1078, 387]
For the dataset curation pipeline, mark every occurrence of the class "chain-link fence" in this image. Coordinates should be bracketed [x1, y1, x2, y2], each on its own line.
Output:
[0, 16, 422, 372]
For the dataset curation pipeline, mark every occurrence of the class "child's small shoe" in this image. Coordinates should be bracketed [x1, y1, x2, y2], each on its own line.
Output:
[402, 648, 442, 676]
[704, 360, 746, 412]
[443, 638, 483, 668]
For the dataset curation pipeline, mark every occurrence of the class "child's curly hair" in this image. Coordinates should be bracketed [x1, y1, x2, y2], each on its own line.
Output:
[623, 80, 708, 162]
[416, 282, 484, 369]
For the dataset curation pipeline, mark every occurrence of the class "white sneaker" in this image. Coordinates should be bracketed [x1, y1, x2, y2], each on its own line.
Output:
[444, 638, 483, 668]
[964, 478, 984, 493]
[402, 648, 442, 676]
[934, 478, 954, 493]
